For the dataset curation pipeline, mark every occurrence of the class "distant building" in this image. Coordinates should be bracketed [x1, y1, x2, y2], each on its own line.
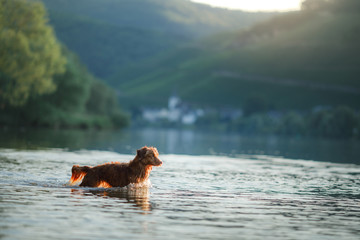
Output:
[168, 95, 181, 110]
[142, 108, 168, 123]
[142, 95, 203, 125]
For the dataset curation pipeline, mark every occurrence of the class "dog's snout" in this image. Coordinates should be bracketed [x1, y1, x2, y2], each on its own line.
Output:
[156, 157, 163, 166]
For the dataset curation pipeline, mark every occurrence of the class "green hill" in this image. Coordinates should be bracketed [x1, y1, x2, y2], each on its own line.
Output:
[39, 0, 276, 79]
[41, 0, 275, 37]
[112, 0, 360, 110]
[47, 11, 184, 79]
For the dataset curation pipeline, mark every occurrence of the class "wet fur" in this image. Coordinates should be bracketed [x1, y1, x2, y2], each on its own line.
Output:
[69, 146, 162, 188]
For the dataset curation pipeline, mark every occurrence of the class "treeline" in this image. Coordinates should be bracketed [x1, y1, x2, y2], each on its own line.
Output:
[0, 0, 129, 129]
[1, 48, 129, 129]
[197, 106, 360, 139]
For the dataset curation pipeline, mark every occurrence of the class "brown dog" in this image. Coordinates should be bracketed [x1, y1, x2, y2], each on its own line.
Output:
[69, 146, 162, 188]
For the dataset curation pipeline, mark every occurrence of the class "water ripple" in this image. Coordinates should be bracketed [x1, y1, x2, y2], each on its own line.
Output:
[0, 149, 359, 240]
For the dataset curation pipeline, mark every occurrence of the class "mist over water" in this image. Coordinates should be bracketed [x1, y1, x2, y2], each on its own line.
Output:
[1, 128, 360, 239]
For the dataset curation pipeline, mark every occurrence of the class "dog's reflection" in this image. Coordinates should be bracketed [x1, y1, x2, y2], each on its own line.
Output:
[71, 186, 152, 213]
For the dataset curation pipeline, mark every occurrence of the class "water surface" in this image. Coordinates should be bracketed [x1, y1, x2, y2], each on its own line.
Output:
[1, 127, 360, 164]
[1, 148, 359, 239]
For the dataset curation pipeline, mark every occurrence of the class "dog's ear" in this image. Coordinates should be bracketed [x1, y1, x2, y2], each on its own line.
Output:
[137, 147, 148, 159]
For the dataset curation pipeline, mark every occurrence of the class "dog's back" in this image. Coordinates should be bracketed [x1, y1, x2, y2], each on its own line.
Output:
[83, 163, 131, 187]
[69, 163, 130, 188]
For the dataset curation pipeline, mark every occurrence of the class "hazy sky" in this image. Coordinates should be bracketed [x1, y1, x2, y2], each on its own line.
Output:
[190, 0, 302, 12]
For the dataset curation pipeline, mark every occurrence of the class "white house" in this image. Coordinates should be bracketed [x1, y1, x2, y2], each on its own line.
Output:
[142, 95, 203, 125]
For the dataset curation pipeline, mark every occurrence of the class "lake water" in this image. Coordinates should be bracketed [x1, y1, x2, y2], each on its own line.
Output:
[1, 128, 360, 239]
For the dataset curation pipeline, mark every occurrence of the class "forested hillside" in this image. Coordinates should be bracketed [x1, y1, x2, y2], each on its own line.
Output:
[112, 0, 360, 110]
[39, 0, 276, 79]
[2, 0, 360, 137]
[0, 0, 129, 129]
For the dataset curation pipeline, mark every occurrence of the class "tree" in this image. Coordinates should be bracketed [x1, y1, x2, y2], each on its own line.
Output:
[243, 96, 269, 117]
[330, 106, 358, 138]
[278, 112, 306, 136]
[0, 0, 66, 107]
[86, 80, 117, 115]
[308, 106, 359, 138]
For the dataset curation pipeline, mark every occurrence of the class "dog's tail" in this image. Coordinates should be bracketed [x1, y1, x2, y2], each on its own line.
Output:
[68, 165, 91, 186]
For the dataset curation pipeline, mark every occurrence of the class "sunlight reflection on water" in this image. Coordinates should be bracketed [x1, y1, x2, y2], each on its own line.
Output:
[0, 149, 359, 239]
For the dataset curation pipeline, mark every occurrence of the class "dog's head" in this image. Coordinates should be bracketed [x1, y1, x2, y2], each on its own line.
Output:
[136, 146, 162, 166]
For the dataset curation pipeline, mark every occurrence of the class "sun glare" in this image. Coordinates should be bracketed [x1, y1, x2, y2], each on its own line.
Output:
[190, 0, 302, 12]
